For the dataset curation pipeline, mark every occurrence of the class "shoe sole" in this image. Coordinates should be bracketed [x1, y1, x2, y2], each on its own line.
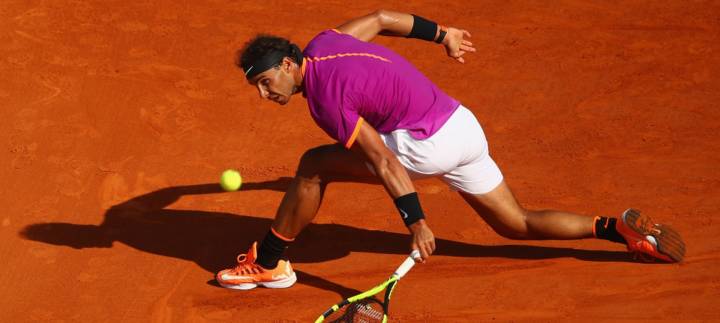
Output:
[218, 272, 297, 290]
[623, 209, 686, 262]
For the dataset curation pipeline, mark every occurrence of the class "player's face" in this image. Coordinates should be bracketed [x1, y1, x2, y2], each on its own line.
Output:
[250, 60, 296, 105]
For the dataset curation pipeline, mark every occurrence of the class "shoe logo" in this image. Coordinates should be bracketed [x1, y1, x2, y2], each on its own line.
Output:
[221, 273, 252, 281]
[272, 274, 288, 280]
[399, 208, 409, 219]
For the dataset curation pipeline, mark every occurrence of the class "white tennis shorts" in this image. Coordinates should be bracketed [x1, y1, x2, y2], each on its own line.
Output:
[369, 105, 504, 195]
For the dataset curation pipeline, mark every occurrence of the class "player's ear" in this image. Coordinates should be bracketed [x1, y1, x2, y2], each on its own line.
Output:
[281, 57, 294, 72]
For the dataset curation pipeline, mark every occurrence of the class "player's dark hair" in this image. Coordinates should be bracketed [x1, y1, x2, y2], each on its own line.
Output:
[236, 35, 302, 79]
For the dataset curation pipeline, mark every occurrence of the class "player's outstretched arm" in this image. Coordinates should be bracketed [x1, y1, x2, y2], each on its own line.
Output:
[336, 9, 476, 63]
[351, 122, 436, 261]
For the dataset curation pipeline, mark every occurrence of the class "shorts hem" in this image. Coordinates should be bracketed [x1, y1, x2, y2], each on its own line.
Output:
[446, 174, 504, 195]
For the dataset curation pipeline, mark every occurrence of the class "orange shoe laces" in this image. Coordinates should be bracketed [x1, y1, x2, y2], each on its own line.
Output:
[232, 254, 264, 275]
[636, 215, 662, 235]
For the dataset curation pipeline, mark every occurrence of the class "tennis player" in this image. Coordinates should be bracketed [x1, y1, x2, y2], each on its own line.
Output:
[216, 10, 685, 290]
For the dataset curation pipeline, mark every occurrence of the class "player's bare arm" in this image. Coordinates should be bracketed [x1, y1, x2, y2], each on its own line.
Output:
[352, 121, 436, 260]
[350, 122, 413, 198]
[336, 9, 476, 63]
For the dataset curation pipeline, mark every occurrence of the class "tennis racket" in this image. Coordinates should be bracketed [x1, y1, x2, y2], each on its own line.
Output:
[315, 250, 421, 323]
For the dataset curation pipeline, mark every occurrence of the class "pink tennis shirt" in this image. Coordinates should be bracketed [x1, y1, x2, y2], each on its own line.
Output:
[301, 29, 460, 148]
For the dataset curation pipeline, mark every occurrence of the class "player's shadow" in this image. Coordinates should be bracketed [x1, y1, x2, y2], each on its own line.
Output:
[20, 179, 633, 296]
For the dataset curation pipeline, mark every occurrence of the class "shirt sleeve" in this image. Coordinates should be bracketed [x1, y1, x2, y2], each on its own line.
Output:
[311, 94, 364, 149]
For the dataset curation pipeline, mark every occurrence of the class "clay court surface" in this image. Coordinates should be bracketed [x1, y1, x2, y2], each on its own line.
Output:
[2, 1, 720, 322]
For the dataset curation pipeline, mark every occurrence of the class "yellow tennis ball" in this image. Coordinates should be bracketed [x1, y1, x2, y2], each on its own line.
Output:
[220, 169, 242, 191]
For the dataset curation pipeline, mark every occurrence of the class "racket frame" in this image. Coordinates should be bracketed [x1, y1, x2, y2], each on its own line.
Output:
[315, 250, 420, 323]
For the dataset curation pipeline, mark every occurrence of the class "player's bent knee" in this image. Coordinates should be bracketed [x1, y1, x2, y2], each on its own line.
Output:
[295, 145, 337, 180]
[489, 209, 532, 240]
[296, 148, 322, 179]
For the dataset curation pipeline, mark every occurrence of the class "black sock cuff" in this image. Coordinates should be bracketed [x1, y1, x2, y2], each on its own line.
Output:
[256, 229, 292, 269]
[594, 216, 626, 244]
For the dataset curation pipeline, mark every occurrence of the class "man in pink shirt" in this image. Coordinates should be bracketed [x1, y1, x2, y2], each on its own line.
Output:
[216, 10, 685, 290]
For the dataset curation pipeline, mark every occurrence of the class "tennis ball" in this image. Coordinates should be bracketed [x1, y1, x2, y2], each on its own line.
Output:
[220, 169, 242, 191]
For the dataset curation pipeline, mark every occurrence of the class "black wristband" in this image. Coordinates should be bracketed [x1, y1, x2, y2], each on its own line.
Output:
[435, 27, 447, 44]
[394, 192, 425, 226]
[407, 14, 438, 42]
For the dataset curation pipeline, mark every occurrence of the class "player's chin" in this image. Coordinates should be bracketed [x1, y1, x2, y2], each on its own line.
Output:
[278, 97, 290, 105]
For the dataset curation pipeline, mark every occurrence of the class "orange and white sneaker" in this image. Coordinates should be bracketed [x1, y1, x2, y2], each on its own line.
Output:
[617, 209, 685, 262]
[216, 241, 297, 290]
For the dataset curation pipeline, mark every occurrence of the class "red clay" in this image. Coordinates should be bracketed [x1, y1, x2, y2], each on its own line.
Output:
[2, 1, 719, 322]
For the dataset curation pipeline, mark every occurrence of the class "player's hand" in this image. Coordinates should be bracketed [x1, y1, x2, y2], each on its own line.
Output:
[442, 27, 475, 64]
[409, 219, 436, 262]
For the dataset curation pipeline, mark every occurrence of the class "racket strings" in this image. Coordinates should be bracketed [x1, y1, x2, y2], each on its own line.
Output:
[326, 299, 385, 323]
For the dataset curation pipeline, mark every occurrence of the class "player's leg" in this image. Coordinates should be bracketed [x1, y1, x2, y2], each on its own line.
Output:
[272, 143, 379, 239]
[458, 181, 685, 262]
[446, 133, 685, 261]
[434, 107, 595, 239]
[458, 181, 595, 240]
[447, 138, 686, 261]
[217, 143, 379, 289]
[435, 105, 684, 262]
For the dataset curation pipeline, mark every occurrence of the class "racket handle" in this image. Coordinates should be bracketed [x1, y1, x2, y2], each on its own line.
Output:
[394, 250, 421, 278]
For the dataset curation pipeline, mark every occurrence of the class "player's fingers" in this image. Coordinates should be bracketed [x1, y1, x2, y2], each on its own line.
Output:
[426, 238, 436, 254]
[411, 242, 425, 262]
[452, 51, 466, 61]
[419, 244, 431, 261]
[463, 29, 472, 38]
[457, 57, 465, 64]
[462, 40, 473, 46]
[423, 240, 434, 256]
[460, 44, 476, 52]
